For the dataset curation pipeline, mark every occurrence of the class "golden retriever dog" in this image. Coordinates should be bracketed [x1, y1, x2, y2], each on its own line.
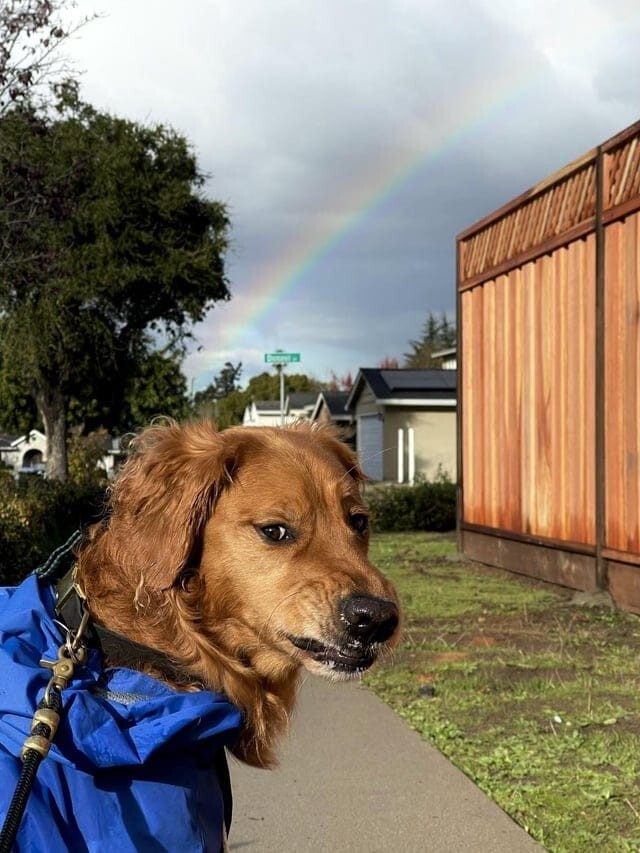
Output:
[75, 420, 400, 768]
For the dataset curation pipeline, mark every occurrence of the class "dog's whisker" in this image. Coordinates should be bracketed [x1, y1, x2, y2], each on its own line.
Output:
[341, 445, 396, 482]
[256, 590, 303, 645]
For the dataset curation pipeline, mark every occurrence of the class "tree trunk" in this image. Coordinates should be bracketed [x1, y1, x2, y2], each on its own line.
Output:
[37, 386, 68, 482]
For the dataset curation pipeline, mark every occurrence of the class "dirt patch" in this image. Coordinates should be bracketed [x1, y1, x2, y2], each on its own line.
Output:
[416, 672, 438, 684]
[429, 651, 470, 664]
[488, 664, 582, 688]
[467, 635, 499, 648]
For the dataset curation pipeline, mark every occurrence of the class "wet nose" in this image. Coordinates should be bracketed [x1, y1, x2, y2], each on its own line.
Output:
[340, 595, 399, 645]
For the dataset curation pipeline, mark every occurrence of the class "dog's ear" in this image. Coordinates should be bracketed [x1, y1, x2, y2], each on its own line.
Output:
[106, 421, 235, 591]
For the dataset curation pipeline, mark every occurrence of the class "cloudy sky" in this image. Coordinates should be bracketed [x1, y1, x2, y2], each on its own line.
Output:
[67, 0, 640, 390]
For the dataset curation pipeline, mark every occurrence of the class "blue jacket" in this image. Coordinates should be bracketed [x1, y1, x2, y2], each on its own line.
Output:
[0, 575, 243, 852]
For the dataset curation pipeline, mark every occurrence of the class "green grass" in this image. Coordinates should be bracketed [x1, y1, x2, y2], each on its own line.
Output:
[366, 532, 640, 852]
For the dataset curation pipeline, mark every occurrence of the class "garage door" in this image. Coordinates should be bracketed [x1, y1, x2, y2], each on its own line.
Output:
[358, 414, 383, 481]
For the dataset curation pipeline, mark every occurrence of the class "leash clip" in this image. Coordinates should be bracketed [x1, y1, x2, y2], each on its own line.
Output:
[40, 606, 90, 705]
[39, 642, 85, 705]
[22, 633, 88, 762]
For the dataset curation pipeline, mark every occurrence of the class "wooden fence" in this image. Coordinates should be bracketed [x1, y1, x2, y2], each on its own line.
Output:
[457, 120, 640, 612]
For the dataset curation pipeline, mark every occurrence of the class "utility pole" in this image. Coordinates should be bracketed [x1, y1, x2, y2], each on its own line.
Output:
[264, 351, 301, 429]
[277, 363, 285, 427]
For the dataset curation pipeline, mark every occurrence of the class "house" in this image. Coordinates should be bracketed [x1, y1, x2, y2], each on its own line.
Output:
[310, 391, 355, 447]
[242, 400, 282, 427]
[100, 435, 127, 478]
[431, 347, 457, 369]
[0, 430, 126, 479]
[242, 392, 318, 427]
[287, 393, 317, 421]
[0, 430, 47, 476]
[346, 369, 457, 482]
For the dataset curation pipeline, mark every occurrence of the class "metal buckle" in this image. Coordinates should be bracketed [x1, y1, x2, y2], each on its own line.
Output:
[55, 563, 86, 611]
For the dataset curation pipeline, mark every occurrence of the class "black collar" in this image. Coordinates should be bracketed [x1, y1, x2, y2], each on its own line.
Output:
[54, 567, 190, 686]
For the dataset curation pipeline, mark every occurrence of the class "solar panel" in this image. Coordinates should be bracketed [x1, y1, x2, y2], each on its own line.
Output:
[381, 370, 457, 392]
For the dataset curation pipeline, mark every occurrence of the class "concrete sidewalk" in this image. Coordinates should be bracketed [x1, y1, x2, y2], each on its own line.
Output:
[229, 677, 543, 852]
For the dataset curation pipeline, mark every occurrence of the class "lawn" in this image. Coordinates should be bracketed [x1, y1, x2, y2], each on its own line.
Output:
[366, 532, 640, 853]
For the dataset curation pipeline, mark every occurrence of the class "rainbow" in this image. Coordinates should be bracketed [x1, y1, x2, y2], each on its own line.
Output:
[204, 61, 539, 367]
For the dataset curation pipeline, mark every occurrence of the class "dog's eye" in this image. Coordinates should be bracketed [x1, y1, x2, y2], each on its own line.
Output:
[349, 513, 369, 535]
[260, 524, 293, 543]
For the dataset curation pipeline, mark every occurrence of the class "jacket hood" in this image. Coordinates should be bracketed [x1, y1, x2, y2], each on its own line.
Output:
[0, 575, 242, 773]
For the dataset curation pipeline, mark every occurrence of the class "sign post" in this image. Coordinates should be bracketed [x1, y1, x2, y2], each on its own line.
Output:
[264, 352, 301, 427]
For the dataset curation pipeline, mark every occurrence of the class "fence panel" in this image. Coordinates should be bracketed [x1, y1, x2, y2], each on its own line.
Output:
[458, 120, 640, 607]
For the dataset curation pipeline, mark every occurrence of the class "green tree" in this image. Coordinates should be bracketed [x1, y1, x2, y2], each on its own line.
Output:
[0, 85, 230, 479]
[244, 371, 320, 401]
[212, 389, 248, 430]
[67, 427, 110, 488]
[194, 361, 242, 409]
[121, 350, 191, 429]
[404, 311, 456, 369]
[193, 361, 243, 425]
[213, 361, 243, 399]
[196, 369, 321, 430]
[0, 363, 38, 435]
[0, 345, 191, 437]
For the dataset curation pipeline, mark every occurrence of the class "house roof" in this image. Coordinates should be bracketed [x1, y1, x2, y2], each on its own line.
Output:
[287, 392, 317, 409]
[431, 346, 457, 359]
[0, 430, 46, 449]
[346, 368, 457, 410]
[254, 400, 282, 412]
[311, 391, 351, 421]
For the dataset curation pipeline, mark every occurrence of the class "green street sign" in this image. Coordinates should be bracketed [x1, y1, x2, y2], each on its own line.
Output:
[264, 352, 301, 364]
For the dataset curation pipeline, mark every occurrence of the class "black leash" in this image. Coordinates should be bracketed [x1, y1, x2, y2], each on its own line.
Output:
[1, 529, 88, 852]
[0, 589, 90, 853]
[0, 691, 63, 853]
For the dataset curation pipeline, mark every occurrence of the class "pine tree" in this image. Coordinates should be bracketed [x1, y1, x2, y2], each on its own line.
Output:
[403, 311, 456, 369]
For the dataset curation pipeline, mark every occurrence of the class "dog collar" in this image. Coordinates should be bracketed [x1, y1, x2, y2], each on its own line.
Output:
[55, 566, 191, 686]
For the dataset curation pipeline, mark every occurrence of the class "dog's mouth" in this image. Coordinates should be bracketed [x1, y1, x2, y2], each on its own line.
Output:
[286, 635, 377, 674]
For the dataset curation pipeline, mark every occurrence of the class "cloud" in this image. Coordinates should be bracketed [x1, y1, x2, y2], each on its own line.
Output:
[67, 1, 640, 389]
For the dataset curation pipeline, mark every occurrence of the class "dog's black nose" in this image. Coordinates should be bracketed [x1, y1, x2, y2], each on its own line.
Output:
[340, 595, 399, 644]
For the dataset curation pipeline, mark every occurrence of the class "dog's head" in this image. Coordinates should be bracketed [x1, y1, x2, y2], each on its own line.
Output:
[88, 420, 399, 683]
[197, 422, 400, 681]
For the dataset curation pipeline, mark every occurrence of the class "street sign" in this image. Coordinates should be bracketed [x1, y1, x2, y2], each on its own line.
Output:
[264, 352, 301, 364]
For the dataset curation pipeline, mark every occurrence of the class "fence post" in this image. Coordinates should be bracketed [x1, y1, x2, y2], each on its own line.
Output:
[595, 146, 607, 591]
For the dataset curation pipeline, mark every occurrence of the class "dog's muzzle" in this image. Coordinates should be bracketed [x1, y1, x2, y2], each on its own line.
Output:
[287, 594, 399, 676]
[340, 594, 399, 645]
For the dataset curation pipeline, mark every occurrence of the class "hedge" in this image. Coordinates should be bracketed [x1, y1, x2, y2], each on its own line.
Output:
[0, 477, 106, 586]
[0, 472, 456, 586]
[365, 478, 456, 533]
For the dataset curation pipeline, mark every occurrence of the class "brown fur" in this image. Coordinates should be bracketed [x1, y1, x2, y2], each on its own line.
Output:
[76, 420, 399, 768]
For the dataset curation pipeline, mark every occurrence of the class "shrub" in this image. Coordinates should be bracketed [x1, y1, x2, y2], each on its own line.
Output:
[0, 477, 106, 586]
[67, 429, 110, 489]
[365, 476, 456, 533]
